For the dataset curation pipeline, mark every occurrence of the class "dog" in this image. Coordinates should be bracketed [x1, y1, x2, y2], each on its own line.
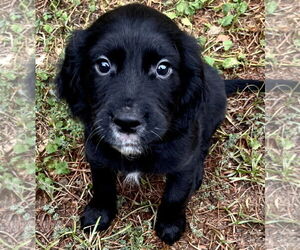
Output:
[56, 3, 263, 245]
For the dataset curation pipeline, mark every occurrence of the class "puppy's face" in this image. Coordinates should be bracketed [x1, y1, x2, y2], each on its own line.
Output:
[87, 26, 181, 157]
[57, 4, 204, 158]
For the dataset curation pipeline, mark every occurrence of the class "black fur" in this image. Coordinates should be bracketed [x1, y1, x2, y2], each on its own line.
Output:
[224, 79, 264, 96]
[55, 3, 258, 245]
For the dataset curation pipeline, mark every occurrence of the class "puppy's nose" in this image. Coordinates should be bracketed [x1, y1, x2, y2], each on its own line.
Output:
[113, 113, 141, 133]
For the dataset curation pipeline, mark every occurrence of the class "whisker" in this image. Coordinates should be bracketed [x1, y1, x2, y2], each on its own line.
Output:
[149, 130, 163, 141]
[86, 123, 106, 148]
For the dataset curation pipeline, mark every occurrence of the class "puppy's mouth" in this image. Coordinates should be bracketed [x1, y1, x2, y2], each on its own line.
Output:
[111, 126, 143, 157]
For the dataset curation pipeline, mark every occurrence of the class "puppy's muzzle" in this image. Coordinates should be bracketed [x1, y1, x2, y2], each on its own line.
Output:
[110, 109, 144, 156]
[113, 112, 142, 134]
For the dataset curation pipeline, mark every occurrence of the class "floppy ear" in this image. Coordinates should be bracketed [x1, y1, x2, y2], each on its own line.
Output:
[176, 33, 207, 109]
[55, 30, 89, 121]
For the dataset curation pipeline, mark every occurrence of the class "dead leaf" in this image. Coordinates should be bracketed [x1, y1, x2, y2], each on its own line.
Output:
[216, 34, 230, 42]
[207, 25, 222, 36]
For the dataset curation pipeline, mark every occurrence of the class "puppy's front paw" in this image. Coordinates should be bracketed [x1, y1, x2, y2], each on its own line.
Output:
[80, 204, 116, 232]
[155, 215, 186, 245]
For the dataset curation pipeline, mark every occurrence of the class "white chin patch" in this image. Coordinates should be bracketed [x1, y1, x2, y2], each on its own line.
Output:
[112, 127, 142, 156]
[118, 145, 142, 156]
[124, 172, 140, 185]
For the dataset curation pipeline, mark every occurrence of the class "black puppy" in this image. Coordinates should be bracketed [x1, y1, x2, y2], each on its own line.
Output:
[56, 3, 261, 245]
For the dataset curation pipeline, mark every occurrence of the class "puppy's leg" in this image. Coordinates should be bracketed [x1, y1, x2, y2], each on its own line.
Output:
[193, 142, 210, 192]
[81, 166, 117, 232]
[155, 171, 195, 245]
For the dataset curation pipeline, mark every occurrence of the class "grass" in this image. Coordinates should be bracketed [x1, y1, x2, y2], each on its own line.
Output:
[264, 1, 300, 247]
[265, 87, 300, 248]
[35, 0, 266, 249]
[0, 0, 35, 249]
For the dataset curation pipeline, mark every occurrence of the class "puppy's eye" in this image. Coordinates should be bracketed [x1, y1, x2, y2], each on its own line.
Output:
[95, 56, 111, 75]
[156, 60, 172, 79]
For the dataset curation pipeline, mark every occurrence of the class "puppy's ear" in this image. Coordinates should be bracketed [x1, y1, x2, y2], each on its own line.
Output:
[55, 30, 89, 120]
[177, 33, 207, 108]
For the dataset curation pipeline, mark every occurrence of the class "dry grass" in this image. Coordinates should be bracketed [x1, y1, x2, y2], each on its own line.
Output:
[36, 0, 265, 249]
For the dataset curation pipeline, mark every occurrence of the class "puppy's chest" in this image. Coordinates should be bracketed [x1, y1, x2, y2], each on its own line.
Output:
[118, 155, 181, 174]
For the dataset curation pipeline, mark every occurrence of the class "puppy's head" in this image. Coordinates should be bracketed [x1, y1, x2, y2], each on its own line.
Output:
[56, 4, 205, 157]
